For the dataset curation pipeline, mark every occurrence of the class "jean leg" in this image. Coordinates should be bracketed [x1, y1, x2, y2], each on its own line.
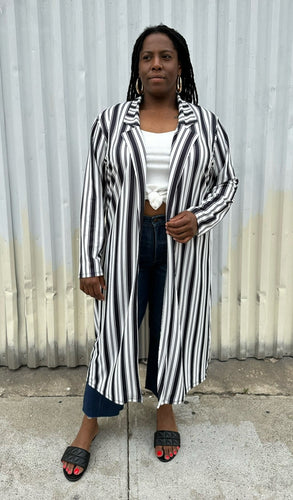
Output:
[138, 266, 150, 328]
[138, 218, 154, 327]
[145, 220, 167, 396]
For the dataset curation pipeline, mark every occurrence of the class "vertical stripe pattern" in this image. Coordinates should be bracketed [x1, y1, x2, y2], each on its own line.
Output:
[79, 96, 238, 406]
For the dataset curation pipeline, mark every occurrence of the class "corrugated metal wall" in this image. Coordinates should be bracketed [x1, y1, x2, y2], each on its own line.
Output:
[0, 0, 292, 369]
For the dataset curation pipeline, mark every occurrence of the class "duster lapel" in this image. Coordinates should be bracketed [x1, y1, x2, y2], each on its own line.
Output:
[167, 98, 199, 218]
[122, 98, 146, 219]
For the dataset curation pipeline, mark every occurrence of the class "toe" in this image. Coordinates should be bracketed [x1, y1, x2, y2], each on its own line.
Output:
[164, 446, 172, 460]
[73, 466, 83, 476]
[66, 463, 74, 475]
[155, 446, 164, 458]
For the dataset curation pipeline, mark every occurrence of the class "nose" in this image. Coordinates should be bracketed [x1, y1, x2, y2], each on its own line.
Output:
[152, 55, 162, 70]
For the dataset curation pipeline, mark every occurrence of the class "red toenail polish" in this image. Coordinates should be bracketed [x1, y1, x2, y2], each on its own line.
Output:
[165, 455, 170, 460]
[170, 453, 173, 457]
[74, 468, 80, 475]
[157, 450, 163, 457]
[63, 463, 66, 469]
[174, 450, 177, 455]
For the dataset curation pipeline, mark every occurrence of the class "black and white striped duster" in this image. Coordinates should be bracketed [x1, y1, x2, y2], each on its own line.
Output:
[80, 96, 238, 407]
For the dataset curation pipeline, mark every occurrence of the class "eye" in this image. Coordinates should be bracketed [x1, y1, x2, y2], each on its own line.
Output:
[142, 54, 151, 61]
[162, 54, 171, 59]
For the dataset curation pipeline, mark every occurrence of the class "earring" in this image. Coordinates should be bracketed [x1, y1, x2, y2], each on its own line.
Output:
[135, 78, 144, 95]
[176, 75, 182, 93]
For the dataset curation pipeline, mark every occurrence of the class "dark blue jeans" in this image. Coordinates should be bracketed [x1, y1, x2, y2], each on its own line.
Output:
[138, 215, 167, 396]
[83, 215, 167, 417]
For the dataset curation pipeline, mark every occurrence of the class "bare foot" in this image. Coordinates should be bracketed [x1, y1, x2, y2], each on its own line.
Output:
[156, 404, 179, 461]
[61, 415, 99, 477]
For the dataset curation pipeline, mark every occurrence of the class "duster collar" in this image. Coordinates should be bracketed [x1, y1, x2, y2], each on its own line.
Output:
[124, 95, 198, 128]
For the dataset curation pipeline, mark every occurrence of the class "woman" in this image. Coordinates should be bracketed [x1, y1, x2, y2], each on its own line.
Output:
[61, 24, 238, 480]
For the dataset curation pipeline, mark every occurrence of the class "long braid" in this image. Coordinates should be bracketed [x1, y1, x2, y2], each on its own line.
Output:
[127, 25, 198, 104]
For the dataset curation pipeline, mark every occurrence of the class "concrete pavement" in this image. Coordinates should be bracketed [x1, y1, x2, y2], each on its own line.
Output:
[0, 358, 292, 499]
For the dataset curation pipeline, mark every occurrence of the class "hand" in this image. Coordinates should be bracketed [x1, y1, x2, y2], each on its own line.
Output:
[165, 211, 198, 243]
[80, 276, 106, 300]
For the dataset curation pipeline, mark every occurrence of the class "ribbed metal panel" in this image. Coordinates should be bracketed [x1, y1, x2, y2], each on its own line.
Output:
[0, 0, 292, 368]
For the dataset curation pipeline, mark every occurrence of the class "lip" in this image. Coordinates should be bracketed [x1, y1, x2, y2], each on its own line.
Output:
[149, 75, 165, 80]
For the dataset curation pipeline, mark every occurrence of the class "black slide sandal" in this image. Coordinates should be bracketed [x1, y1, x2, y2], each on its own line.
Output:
[61, 446, 91, 482]
[154, 430, 181, 462]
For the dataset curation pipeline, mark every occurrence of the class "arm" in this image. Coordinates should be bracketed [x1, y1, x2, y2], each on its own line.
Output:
[166, 118, 238, 242]
[189, 118, 238, 237]
[79, 116, 107, 298]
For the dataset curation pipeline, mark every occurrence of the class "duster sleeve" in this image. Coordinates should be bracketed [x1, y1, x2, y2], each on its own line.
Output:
[79, 115, 107, 278]
[188, 118, 238, 237]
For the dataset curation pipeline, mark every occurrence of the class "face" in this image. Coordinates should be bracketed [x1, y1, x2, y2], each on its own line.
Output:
[138, 33, 181, 99]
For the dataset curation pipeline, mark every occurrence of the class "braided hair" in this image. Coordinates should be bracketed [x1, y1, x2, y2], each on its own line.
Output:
[127, 24, 198, 104]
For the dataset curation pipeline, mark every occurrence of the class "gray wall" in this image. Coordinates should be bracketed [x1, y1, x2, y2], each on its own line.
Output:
[0, 0, 292, 368]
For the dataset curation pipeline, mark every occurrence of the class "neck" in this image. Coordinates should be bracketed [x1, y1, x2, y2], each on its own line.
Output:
[141, 94, 178, 111]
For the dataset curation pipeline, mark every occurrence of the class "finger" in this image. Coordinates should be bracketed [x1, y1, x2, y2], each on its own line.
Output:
[95, 287, 105, 300]
[172, 235, 192, 243]
[166, 224, 188, 235]
[88, 290, 104, 300]
[168, 212, 185, 223]
[173, 235, 193, 243]
[95, 277, 106, 300]
[99, 276, 107, 290]
[166, 215, 187, 228]
[167, 219, 197, 238]
[166, 219, 194, 232]
[82, 283, 104, 300]
[167, 227, 195, 242]
[90, 284, 105, 300]
[166, 225, 192, 237]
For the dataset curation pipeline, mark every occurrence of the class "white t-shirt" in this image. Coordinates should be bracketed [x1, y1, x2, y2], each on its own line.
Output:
[141, 129, 174, 210]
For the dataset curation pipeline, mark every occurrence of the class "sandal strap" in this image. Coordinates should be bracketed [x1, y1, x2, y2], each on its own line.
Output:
[154, 430, 180, 448]
[61, 446, 90, 469]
